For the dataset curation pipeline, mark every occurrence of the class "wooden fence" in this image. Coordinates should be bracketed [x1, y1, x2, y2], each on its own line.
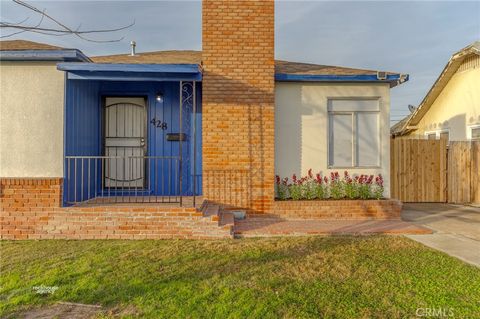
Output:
[391, 139, 480, 203]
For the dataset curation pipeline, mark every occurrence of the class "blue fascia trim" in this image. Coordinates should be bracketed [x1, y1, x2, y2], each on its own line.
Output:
[58, 63, 202, 81]
[0, 49, 91, 62]
[66, 71, 202, 82]
[275, 73, 409, 86]
[57, 62, 201, 74]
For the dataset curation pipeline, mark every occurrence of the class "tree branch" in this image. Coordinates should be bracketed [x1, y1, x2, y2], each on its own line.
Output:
[0, 0, 134, 42]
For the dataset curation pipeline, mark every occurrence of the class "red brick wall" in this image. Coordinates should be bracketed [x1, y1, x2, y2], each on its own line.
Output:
[273, 200, 403, 220]
[202, 0, 275, 213]
[0, 178, 232, 239]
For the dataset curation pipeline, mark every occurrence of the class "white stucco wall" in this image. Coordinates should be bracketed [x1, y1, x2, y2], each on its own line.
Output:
[275, 82, 392, 197]
[410, 56, 480, 140]
[0, 61, 65, 177]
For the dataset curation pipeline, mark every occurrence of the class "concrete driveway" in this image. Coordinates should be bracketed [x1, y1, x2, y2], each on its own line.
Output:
[402, 203, 480, 267]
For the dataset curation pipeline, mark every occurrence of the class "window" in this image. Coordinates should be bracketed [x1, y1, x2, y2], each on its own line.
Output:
[439, 131, 449, 141]
[470, 127, 480, 141]
[425, 130, 449, 143]
[328, 99, 380, 167]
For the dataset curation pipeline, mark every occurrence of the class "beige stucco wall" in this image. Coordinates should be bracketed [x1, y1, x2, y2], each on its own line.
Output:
[0, 61, 65, 177]
[411, 57, 480, 140]
[275, 82, 392, 197]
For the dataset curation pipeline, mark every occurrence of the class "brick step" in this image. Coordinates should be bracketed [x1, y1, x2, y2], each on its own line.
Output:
[233, 217, 432, 238]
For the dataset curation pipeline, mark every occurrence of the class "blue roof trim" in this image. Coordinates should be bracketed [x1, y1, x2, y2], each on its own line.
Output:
[57, 63, 202, 82]
[275, 73, 409, 87]
[0, 49, 91, 62]
[57, 62, 201, 73]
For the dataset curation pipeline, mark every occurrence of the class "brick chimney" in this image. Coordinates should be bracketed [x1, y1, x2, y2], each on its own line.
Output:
[202, 0, 275, 213]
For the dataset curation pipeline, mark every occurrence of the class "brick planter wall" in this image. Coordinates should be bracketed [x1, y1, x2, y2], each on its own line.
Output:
[273, 199, 403, 220]
[1, 178, 232, 240]
[202, 0, 275, 213]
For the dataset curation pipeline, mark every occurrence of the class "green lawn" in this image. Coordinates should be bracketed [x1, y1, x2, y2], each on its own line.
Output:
[1, 236, 479, 318]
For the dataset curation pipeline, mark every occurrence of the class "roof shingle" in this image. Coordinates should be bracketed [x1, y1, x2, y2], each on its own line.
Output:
[0, 40, 64, 51]
[92, 50, 399, 76]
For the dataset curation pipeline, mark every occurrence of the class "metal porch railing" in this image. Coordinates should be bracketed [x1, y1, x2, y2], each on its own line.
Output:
[64, 156, 184, 205]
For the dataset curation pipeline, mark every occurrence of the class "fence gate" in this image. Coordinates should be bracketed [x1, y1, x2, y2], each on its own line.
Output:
[391, 138, 480, 204]
[448, 141, 480, 204]
[390, 138, 447, 202]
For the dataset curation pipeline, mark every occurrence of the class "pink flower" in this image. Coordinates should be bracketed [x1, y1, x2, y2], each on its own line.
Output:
[367, 175, 374, 184]
[276, 175, 280, 184]
[316, 173, 322, 184]
[292, 174, 297, 184]
[324, 176, 328, 184]
[308, 169, 313, 179]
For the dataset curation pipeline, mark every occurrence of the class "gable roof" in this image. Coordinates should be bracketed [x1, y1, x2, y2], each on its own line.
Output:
[392, 41, 480, 136]
[93, 50, 393, 75]
[93, 50, 408, 86]
[1, 40, 408, 86]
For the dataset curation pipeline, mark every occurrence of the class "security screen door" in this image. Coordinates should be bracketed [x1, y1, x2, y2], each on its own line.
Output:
[104, 97, 147, 188]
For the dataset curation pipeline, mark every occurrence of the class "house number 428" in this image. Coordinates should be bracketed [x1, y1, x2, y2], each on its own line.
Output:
[150, 118, 168, 130]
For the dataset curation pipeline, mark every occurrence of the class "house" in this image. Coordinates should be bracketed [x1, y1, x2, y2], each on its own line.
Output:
[0, 0, 409, 239]
[391, 41, 480, 140]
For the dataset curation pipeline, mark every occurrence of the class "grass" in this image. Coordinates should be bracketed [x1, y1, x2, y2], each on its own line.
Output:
[1, 236, 479, 318]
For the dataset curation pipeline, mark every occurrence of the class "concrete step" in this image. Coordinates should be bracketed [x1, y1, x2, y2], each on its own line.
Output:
[219, 211, 235, 227]
[203, 203, 220, 219]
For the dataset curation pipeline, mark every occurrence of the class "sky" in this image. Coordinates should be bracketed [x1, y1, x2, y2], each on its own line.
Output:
[1, 0, 479, 125]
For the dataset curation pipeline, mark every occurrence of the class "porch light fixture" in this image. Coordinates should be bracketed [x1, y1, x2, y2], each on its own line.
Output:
[156, 92, 163, 103]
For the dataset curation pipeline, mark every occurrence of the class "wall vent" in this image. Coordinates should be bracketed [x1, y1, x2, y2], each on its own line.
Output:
[377, 71, 387, 80]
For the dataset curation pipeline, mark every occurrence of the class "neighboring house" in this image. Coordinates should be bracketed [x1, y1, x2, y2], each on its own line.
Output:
[391, 41, 480, 141]
[0, 1, 409, 239]
[0, 40, 90, 178]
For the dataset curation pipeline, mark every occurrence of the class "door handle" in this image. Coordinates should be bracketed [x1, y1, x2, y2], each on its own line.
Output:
[140, 138, 145, 146]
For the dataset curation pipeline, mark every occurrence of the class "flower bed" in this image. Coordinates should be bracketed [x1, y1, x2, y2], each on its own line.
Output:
[276, 170, 384, 201]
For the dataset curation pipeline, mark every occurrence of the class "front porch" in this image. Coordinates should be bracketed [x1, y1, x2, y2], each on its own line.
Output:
[58, 63, 202, 207]
[72, 195, 203, 208]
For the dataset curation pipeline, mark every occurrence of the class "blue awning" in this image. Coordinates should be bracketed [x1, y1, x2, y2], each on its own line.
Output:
[57, 63, 202, 81]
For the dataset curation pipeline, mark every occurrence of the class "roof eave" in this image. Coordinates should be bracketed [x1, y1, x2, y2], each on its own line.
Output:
[408, 42, 480, 127]
[57, 62, 202, 82]
[0, 49, 91, 62]
[274, 73, 409, 87]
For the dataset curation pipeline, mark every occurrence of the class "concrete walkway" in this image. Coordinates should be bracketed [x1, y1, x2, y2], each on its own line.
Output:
[402, 203, 480, 267]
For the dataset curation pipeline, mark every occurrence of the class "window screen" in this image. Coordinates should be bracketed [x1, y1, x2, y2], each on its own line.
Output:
[329, 114, 353, 167]
[328, 99, 380, 167]
[440, 131, 449, 142]
[357, 113, 380, 166]
[471, 128, 480, 141]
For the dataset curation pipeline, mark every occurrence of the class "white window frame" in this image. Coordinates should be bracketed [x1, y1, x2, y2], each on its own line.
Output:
[467, 124, 480, 140]
[327, 98, 382, 169]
